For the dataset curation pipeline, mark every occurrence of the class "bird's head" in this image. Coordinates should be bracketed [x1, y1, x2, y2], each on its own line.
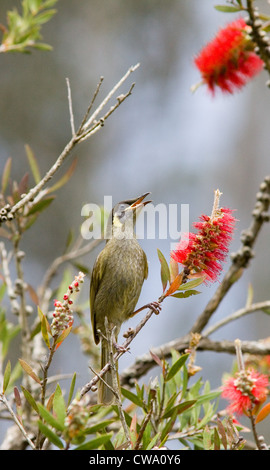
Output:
[106, 192, 151, 240]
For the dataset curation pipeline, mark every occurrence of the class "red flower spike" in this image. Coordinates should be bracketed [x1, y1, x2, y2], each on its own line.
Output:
[194, 18, 264, 94]
[171, 190, 236, 284]
[222, 369, 269, 415]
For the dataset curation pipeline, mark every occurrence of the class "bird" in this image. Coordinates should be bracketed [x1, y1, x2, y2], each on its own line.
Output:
[90, 193, 151, 405]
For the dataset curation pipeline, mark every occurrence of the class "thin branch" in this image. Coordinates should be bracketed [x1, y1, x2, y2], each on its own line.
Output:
[66, 78, 75, 137]
[0, 242, 20, 315]
[77, 76, 104, 134]
[82, 63, 140, 131]
[1, 64, 140, 224]
[204, 301, 270, 337]
[0, 394, 36, 450]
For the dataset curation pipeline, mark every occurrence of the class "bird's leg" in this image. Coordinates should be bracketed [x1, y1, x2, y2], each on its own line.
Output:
[130, 301, 162, 317]
[101, 319, 129, 354]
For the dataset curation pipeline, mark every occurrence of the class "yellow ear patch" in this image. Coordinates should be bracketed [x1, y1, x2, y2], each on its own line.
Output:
[113, 214, 122, 228]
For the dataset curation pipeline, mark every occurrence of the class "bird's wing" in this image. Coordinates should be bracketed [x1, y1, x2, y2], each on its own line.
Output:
[143, 250, 148, 280]
[90, 249, 107, 344]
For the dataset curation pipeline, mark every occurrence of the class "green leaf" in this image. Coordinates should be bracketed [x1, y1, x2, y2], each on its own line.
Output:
[165, 353, 189, 382]
[161, 399, 196, 420]
[36, 9, 57, 24]
[157, 249, 170, 292]
[3, 360, 11, 393]
[74, 432, 113, 450]
[67, 373, 76, 407]
[213, 427, 220, 450]
[21, 385, 39, 414]
[41, 313, 50, 348]
[27, 196, 55, 216]
[214, 5, 242, 12]
[1, 157, 12, 194]
[171, 290, 200, 299]
[25, 144, 41, 184]
[38, 420, 64, 449]
[37, 403, 65, 431]
[55, 325, 73, 346]
[85, 419, 115, 434]
[53, 384, 66, 427]
[196, 390, 221, 406]
[19, 359, 41, 384]
[203, 425, 212, 450]
[121, 387, 145, 409]
[47, 159, 77, 193]
[177, 277, 205, 291]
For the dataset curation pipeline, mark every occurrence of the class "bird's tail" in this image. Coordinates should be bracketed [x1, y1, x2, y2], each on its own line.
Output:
[98, 337, 118, 405]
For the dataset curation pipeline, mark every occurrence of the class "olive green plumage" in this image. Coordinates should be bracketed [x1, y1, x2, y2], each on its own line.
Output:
[90, 193, 150, 405]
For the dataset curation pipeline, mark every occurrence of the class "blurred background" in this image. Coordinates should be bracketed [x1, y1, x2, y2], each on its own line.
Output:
[0, 0, 270, 447]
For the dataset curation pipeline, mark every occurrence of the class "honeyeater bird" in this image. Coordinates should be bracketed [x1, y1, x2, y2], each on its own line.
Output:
[90, 193, 151, 405]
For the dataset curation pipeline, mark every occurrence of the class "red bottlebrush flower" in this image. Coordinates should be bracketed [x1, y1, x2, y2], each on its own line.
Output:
[171, 190, 236, 283]
[51, 271, 85, 337]
[222, 369, 269, 415]
[194, 18, 264, 94]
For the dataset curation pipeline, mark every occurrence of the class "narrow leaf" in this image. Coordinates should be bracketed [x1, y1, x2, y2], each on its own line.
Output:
[161, 400, 196, 419]
[169, 257, 179, 283]
[74, 433, 113, 450]
[214, 5, 241, 12]
[255, 402, 270, 424]
[196, 390, 221, 405]
[38, 420, 64, 449]
[177, 277, 205, 291]
[157, 249, 170, 292]
[3, 360, 11, 393]
[121, 387, 145, 408]
[171, 290, 200, 299]
[37, 403, 65, 431]
[216, 417, 227, 450]
[213, 427, 220, 450]
[53, 384, 66, 427]
[55, 325, 73, 348]
[41, 314, 50, 348]
[203, 425, 212, 450]
[47, 159, 77, 193]
[85, 419, 115, 434]
[165, 273, 183, 297]
[19, 359, 41, 384]
[27, 196, 55, 216]
[25, 144, 41, 184]
[165, 353, 189, 382]
[1, 157, 12, 194]
[67, 373, 76, 407]
[21, 386, 39, 414]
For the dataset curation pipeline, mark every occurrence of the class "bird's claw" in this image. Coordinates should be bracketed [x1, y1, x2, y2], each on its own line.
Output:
[147, 301, 162, 315]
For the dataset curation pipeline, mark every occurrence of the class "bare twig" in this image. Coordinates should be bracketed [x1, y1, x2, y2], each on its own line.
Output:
[204, 300, 270, 337]
[0, 393, 36, 450]
[0, 64, 140, 224]
[0, 242, 20, 315]
[66, 78, 75, 137]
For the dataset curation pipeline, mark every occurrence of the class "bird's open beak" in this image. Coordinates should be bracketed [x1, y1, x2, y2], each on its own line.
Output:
[128, 192, 152, 211]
